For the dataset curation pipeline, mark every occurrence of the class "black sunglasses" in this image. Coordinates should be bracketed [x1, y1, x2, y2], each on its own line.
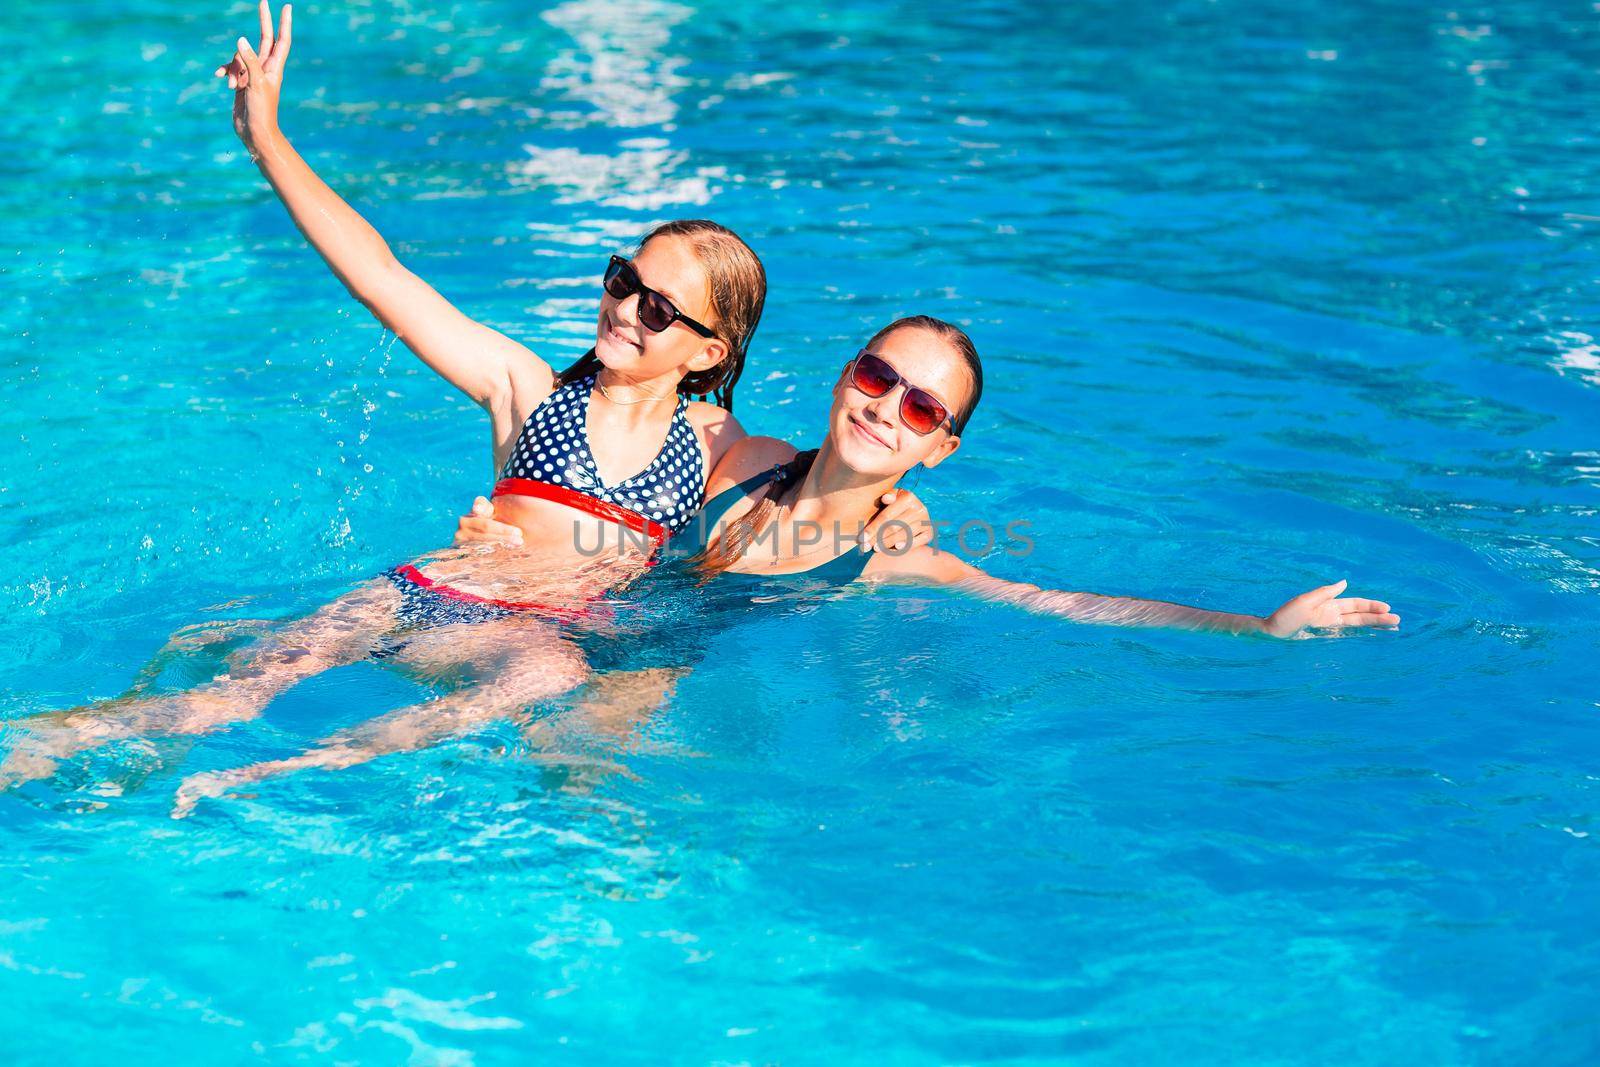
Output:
[848, 350, 956, 436]
[603, 255, 716, 338]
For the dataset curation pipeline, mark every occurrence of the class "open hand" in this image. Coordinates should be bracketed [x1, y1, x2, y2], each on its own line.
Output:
[215, 0, 293, 151]
[1263, 579, 1400, 638]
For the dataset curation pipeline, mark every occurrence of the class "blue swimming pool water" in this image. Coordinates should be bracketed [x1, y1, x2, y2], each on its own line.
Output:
[3, 0, 1598, 1061]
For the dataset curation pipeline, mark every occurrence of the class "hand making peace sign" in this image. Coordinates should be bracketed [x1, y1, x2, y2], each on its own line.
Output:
[215, 0, 293, 152]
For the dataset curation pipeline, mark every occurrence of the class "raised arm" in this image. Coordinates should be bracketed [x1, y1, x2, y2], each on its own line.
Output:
[217, 2, 551, 427]
[876, 548, 1399, 638]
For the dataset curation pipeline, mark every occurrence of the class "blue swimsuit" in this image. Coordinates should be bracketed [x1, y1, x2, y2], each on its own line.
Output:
[670, 466, 872, 585]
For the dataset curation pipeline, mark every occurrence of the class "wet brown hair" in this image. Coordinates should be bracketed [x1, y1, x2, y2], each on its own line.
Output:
[861, 314, 983, 434]
[694, 316, 982, 579]
[555, 220, 767, 409]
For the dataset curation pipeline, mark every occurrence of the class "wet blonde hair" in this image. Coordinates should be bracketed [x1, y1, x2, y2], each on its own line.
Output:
[558, 220, 767, 409]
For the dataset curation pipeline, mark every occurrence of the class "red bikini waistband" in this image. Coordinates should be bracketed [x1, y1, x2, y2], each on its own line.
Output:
[391, 564, 591, 619]
[493, 477, 668, 546]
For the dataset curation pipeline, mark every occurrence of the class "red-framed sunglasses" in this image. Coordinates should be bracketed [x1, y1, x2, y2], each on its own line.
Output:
[603, 255, 717, 338]
[848, 350, 955, 436]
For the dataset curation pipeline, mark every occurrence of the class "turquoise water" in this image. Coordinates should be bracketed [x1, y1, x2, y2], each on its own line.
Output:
[3, 0, 1599, 1061]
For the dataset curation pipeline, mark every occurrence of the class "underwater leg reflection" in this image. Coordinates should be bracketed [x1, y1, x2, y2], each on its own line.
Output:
[172, 615, 592, 816]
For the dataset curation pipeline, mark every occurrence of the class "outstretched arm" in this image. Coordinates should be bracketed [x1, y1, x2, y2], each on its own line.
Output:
[217, 3, 551, 431]
[874, 548, 1400, 638]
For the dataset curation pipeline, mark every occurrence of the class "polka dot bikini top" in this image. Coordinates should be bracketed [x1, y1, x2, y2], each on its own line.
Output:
[496, 374, 706, 539]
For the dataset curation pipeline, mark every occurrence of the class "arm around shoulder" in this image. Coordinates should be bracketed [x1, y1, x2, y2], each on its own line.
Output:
[865, 543, 981, 585]
[703, 431, 797, 496]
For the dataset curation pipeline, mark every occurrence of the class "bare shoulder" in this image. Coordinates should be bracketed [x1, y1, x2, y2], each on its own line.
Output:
[684, 400, 744, 438]
[705, 434, 799, 496]
[684, 400, 749, 469]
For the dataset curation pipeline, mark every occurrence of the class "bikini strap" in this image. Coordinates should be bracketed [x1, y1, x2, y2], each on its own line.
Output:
[695, 466, 780, 534]
[710, 470, 777, 524]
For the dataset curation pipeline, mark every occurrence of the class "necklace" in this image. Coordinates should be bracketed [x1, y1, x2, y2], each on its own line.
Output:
[757, 494, 852, 569]
[760, 538, 840, 569]
[597, 377, 669, 406]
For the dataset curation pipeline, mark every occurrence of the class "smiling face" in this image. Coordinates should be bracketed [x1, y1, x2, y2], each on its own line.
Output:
[828, 325, 974, 478]
[594, 234, 728, 382]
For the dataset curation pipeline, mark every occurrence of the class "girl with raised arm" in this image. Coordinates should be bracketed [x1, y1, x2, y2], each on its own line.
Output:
[0, 3, 923, 788]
